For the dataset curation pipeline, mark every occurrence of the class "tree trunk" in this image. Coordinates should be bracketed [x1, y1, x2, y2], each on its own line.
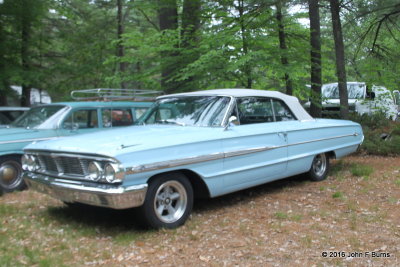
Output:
[158, 0, 178, 93]
[117, 0, 127, 89]
[0, 22, 9, 106]
[181, 0, 201, 91]
[276, 0, 293, 95]
[308, 0, 322, 118]
[182, 0, 200, 48]
[20, 10, 31, 107]
[238, 0, 252, 88]
[330, 0, 349, 119]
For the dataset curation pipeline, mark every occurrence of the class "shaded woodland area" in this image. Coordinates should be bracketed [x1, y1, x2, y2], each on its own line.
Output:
[0, 0, 399, 118]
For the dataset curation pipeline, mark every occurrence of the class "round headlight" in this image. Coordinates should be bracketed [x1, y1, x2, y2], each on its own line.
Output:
[21, 155, 30, 171]
[22, 155, 38, 171]
[104, 163, 116, 183]
[87, 161, 102, 181]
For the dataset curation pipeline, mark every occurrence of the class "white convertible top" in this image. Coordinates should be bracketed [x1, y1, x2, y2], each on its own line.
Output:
[159, 89, 314, 121]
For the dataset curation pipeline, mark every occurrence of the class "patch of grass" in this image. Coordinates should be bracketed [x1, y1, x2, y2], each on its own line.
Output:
[332, 191, 344, 199]
[113, 231, 142, 245]
[349, 213, 357, 231]
[348, 236, 361, 249]
[346, 201, 357, 212]
[300, 235, 312, 248]
[274, 212, 302, 222]
[291, 214, 303, 222]
[329, 160, 346, 176]
[274, 212, 288, 220]
[350, 163, 374, 177]
[395, 179, 400, 187]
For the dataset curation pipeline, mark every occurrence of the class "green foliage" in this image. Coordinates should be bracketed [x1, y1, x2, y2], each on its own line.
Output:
[0, 0, 400, 102]
[350, 164, 374, 177]
[332, 191, 344, 199]
[351, 113, 400, 156]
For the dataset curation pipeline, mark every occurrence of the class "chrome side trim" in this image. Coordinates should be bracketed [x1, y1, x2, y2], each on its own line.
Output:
[126, 145, 277, 175]
[224, 145, 278, 158]
[0, 137, 57, 145]
[126, 152, 225, 175]
[287, 132, 359, 147]
[125, 132, 360, 175]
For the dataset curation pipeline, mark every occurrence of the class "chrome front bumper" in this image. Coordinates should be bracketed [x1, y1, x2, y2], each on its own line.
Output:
[23, 173, 147, 209]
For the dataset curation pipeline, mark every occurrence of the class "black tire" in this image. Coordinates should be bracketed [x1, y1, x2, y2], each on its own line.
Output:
[308, 153, 330, 181]
[0, 156, 26, 192]
[139, 172, 193, 229]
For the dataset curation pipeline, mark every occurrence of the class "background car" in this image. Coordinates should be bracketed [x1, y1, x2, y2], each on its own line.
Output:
[303, 82, 398, 120]
[23, 89, 363, 229]
[0, 107, 29, 127]
[0, 101, 153, 193]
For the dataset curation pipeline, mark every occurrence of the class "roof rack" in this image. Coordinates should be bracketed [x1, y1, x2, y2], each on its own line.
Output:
[70, 88, 162, 101]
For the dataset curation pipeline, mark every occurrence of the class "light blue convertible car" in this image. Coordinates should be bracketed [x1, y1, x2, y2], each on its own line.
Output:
[0, 101, 152, 192]
[22, 89, 363, 228]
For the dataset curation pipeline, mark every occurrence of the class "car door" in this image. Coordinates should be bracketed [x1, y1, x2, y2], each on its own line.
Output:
[221, 97, 290, 193]
[58, 108, 100, 136]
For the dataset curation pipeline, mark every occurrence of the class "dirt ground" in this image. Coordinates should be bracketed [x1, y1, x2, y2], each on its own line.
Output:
[1, 155, 399, 266]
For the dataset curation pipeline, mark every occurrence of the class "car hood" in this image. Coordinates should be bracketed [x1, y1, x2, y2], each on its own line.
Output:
[0, 127, 56, 143]
[24, 125, 222, 157]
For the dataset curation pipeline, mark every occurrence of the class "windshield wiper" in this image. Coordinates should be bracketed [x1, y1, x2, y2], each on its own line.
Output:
[155, 119, 185, 126]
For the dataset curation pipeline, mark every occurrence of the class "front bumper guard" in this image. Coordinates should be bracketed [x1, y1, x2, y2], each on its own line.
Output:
[23, 173, 147, 210]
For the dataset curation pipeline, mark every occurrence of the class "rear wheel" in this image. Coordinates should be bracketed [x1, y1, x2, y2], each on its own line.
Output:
[0, 156, 26, 192]
[139, 172, 193, 229]
[308, 153, 330, 181]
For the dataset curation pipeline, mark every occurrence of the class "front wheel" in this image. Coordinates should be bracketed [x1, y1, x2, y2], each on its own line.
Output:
[139, 172, 193, 229]
[308, 153, 330, 181]
[0, 156, 26, 193]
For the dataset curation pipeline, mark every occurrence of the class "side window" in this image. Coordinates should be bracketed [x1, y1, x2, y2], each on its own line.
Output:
[134, 108, 149, 120]
[102, 109, 133, 128]
[237, 97, 274, 125]
[63, 110, 98, 129]
[272, 99, 296, 121]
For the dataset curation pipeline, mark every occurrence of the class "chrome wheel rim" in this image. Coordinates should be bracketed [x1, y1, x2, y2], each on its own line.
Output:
[154, 180, 187, 224]
[312, 154, 327, 177]
[0, 161, 22, 189]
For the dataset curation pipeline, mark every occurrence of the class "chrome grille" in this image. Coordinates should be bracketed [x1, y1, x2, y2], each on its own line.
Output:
[38, 155, 58, 173]
[37, 155, 89, 177]
[56, 157, 89, 176]
[28, 151, 117, 182]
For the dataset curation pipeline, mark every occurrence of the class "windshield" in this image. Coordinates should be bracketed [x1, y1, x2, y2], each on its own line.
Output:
[322, 83, 365, 99]
[11, 105, 65, 129]
[139, 96, 231, 127]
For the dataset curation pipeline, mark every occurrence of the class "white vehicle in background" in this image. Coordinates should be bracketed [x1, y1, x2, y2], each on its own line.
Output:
[304, 82, 399, 120]
[8, 86, 52, 106]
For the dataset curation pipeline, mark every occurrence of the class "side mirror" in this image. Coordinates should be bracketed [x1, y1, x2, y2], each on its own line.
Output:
[224, 116, 238, 131]
[71, 123, 79, 131]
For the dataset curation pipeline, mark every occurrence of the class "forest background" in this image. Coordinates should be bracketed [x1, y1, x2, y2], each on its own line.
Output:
[0, 0, 399, 118]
